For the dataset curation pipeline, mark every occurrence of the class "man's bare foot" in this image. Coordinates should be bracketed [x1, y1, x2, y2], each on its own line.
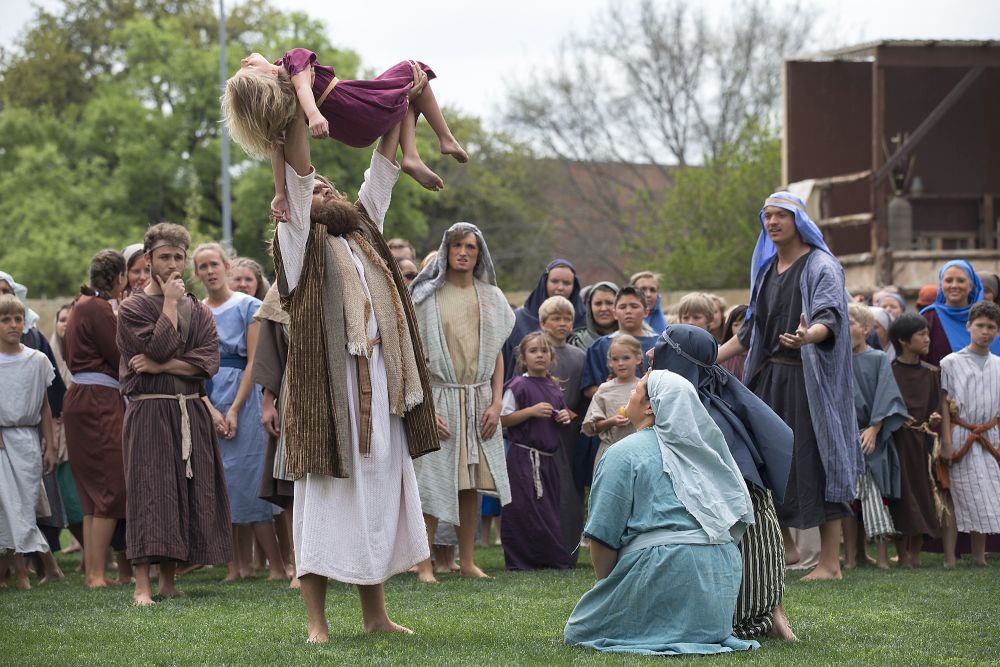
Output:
[363, 619, 415, 634]
[401, 156, 444, 191]
[768, 606, 798, 642]
[289, 577, 301, 590]
[416, 570, 439, 584]
[439, 138, 469, 164]
[15, 575, 31, 590]
[459, 564, 492, 579]
[133, 591, 155, 606]
[306, 623, 329, 644]
[267, 570, 289, 582]
[85, 577, 109, 589]
[800, 565, 842, 581]
[784, 545, 801, 566]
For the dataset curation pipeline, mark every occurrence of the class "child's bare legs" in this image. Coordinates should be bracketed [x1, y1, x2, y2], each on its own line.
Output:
[251, 521, 288, 580]
[457, 490, 490, 578]
[114, 551, 133, 584]
[842, 515, 859, 569]
[157, 561, 181, 598]
[38, 550, 64, 584]
[409, 80, 468, 163]
[480, 515, 493, 548]
[874, 540, 891, 570]
[432, 545, 454, 574]
[399, 107, 444, 191]
[300, 573, 329, 642]
[224, 525, 241, 581]
[493, 516, 502, 545]
[415, 514, 439, 584]
[133, 564, 154, 605]
[942, 496, 958, 567]
[970, 532, 987, 565]
[780, 526, 800, 566]
[238, 526, 255, 577]
[12, 554, 31, 589]
[906, 535, 923, 566]
[83, 515, 117, 587]
[275, 510, 296, 578]
[801, 520, 843, 581]
[360, 583, 414, 634]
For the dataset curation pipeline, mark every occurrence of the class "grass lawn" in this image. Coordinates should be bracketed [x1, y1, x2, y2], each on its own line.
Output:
[1, 544, 997, 665]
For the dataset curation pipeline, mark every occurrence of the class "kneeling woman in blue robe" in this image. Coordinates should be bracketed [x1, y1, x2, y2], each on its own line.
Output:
[564, 370, 760, 655]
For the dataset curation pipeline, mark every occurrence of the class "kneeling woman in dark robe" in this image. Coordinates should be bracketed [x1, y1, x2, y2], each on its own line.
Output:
[563, 370, 759, 656]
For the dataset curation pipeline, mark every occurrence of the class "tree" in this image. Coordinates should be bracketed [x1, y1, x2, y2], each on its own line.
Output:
[624, 118, 782, 290]
[504, 0, 816, 283]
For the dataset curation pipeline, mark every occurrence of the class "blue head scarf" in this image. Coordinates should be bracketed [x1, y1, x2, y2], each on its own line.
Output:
[646, 370, 754, 543]
[748, 192, 835, 316]
[645, 292, 668, 333]
[920, 259, 1000, 354]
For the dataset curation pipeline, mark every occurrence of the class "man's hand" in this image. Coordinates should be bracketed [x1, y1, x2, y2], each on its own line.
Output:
[271, 193, 289, 222]
[480, 402, 501, 440]
[435, 414, 451, 441]
[779, 314, 811, 350]
[128, 354, 162, 375]
[308, 113, 329, 139]
[157, 272, 186, 304]
[262, 401, 281, 438]
[408, 60, 428, 100]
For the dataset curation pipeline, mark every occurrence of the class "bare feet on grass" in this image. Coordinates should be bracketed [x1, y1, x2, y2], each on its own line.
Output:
[306, 623, 329, 644]
[157, 585, 184, 599]
[414, 560, 438, 584]
[800, 565, 842, 581]
[440, 137, 468, 163]
[364, 619, 415, 635]
[459, 564, 492, 579]
[15, 575, 31, 590]
[289, 577, 301, 590]
[401, 156, 444, 191]
[783, 543, 800, 566]
[768, 605, 798, 642]
[39, 570, 65, 585]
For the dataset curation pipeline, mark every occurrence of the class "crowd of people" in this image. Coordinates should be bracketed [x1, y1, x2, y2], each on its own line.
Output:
[2, 59, 999, 657]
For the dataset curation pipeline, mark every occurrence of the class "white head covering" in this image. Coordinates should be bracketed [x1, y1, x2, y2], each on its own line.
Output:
[0, 270, 40, 332]
[646, 370, 755, 543]
[869, 306, 892, 332]
[122, 243, 145, 267]
[410, 222, 499, 305]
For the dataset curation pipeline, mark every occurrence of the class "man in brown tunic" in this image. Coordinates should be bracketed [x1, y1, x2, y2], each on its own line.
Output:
[117, 223, 232, 605]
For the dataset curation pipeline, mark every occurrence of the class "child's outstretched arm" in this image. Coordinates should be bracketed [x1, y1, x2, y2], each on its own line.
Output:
[270, 143, 289, 221]
[290, 68, 329, 139]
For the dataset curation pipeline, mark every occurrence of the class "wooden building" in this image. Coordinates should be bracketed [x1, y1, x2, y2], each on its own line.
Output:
[783, 40, 1000, 295]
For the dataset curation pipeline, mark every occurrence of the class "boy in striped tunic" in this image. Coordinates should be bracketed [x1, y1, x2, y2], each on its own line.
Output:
[939, 300, 1000, 566]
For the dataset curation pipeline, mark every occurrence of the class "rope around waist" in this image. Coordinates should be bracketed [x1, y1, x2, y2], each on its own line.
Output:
[130, 393, 200, 479]
[433, 380, 491, 467]
[513, 442, 554, 500]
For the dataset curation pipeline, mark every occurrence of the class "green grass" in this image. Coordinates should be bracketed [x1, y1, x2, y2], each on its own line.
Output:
[2, 545, 998, 665]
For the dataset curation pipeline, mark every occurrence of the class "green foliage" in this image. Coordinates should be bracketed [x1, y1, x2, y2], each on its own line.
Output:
[0, 0, 545, 294]
[1, 545, 999, 665]
[624, 118, 781, 290]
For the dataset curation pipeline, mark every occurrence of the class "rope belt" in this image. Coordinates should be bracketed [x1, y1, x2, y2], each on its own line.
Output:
[948, 414, 1000, 465]
[315, 77, 340, 108]
[905, 419, 949, 520]
[513, 443, 554, 499]
[433, 380, 490, 467]
[131, 393, 200, 478]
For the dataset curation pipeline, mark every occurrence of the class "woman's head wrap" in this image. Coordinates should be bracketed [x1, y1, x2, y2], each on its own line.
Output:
[920, 259, 1000, 354]
[646, 370, 755, 543]
[410, 223, 499, 305]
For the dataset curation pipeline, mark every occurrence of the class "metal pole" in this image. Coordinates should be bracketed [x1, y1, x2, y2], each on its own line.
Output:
[219, 0, 232, 250]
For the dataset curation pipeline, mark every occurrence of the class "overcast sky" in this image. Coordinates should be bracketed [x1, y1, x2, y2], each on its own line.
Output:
[2, 0, 998, 126]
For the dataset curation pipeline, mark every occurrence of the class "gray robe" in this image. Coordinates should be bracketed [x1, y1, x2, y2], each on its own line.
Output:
[852, 349, 908, 499]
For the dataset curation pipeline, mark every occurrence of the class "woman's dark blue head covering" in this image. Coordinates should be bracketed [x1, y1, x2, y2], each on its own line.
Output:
[652, 324, 792, 501]
[520, 259, 586, 330]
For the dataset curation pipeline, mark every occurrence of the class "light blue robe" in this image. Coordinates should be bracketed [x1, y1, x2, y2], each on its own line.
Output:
[564, 429, 759, 655]
[207, 292, 275, 524]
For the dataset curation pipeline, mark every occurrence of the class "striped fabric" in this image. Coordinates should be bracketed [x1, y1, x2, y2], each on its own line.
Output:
[858, 471, 896, 541]
[733, 486, 785, 639]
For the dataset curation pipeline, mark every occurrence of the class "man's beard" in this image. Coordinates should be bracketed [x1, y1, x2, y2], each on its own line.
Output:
[313, 198, 362, 236]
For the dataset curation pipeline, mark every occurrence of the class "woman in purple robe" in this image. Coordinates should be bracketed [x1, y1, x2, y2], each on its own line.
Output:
[500, 332, 574, 570]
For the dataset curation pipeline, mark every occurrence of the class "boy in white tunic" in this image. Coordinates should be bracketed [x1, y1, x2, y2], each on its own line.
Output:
[940, 300, 1000, 566]
[271, 64, 439, 642]
[0, 294, 57, 590]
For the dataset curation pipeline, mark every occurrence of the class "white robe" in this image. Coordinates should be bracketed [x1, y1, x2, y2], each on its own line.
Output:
[280, 153, 428, 584]
[941, 348, 1000, 534]
[0, 347, 53, 553]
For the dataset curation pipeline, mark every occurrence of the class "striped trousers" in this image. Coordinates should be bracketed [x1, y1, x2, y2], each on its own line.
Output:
[858, 470, 896, 541]
[733, 486, 785, 639]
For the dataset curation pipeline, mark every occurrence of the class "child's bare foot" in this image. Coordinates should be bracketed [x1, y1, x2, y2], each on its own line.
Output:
[439, 137, 468, 164]
[800, 565, 842, 581]
[416, 570, 438, 584]
[289, 577, 301, 590]
[133, 590, 155, 606]
[15, 575, 31, 590]
[449, 562, 460, 573]
[784, 544, 801, 566]
[267, 569, 289, 582]
[85, 576, 109, 589]
[363, 619, 414, 634]
[39, 570, 65, 584]
[157, 587, 184, 599]
[401, 156, 444, 191]
[459, 564, 492, 579]
[433, 563, 450, 574]
[306, 622, 329, 644]
[768, 605, 798, 642]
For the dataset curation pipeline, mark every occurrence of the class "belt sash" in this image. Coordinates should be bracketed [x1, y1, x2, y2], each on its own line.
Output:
[433, 380, 490, 469]
[130, 393, 200, 478]
[618, 527, 728, 557]
[513, 442, 554, 499]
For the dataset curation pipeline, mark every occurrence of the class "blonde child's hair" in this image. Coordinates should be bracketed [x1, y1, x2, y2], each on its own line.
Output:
[848, 302, 875, 330]
[221, 68, 299, 158]
[0, 293, 25, 319]
[677, 292, 715, 322]
[539, 295, 574, 323]
[608, 334, 642, 359]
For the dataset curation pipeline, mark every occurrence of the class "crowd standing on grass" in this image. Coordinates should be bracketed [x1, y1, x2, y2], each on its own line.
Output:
[2, 64, 1000, 659]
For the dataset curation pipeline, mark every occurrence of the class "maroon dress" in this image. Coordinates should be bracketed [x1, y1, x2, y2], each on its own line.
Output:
[502, 375, 572, 571]
[280, 48, 435, 149]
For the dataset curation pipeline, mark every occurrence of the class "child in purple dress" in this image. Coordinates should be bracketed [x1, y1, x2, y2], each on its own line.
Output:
[222, 48, 468, 211]
[499, 332, 574, 570]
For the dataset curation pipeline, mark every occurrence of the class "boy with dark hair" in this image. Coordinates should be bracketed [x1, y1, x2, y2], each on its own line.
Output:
[887, 312, 943, 567]
[580, 286, 657, 399]
[939, 300, 1000, 566]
